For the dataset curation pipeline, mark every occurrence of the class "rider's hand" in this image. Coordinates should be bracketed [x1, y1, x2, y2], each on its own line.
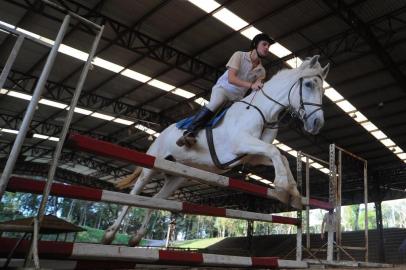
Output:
[251, 80, 263, 91]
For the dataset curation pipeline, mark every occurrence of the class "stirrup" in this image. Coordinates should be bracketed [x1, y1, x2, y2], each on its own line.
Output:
[176, 132, 197, 147]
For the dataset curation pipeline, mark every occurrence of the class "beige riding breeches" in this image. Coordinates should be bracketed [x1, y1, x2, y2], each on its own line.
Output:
[206, 85, 243, 112]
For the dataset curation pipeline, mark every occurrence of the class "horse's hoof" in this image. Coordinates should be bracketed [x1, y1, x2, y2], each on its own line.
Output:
[176, 135, 196, 147]
[272, 187, 290, 204]
[101, 234, 114, 245]
[184, 136, 196, 147]
[289, 195, 302, 209]
[273, 175, 289, 190]
[176, 136, 186, 147]
[128, 236, 141, 247]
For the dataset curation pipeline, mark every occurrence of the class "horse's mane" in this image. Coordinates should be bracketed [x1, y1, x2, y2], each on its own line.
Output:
[266, 61, 323, 89]
[271, 68, 299, 81]
[265, 67, 302, 90]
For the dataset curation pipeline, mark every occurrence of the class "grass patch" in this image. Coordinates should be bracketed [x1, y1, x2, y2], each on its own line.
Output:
[76, 227, 146, 245]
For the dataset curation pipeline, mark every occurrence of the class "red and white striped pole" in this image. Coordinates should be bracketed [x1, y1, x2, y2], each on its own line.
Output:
[67, 134, 333, 211]
[0, 238, 308, 269]
[7, 177, 300, 225]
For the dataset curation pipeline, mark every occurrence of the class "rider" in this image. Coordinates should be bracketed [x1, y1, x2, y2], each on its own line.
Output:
[176, 33, 273, 147]
[321, 211, 336, 240]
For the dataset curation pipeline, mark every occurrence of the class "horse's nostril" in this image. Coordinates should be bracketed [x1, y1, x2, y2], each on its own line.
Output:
[305, 81, 312, 88]
[314, 118, 319, 127]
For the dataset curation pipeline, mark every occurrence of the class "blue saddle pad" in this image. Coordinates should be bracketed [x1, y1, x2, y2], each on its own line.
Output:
[176, 108, 229, 130]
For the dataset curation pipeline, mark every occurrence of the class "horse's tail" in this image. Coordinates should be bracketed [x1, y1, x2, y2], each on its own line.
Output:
[115, 167, 143, 190]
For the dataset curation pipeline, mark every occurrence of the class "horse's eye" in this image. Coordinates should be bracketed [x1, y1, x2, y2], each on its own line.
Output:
[304, 81, 313, 88]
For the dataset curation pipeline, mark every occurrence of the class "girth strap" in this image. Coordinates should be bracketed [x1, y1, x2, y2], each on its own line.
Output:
[206, 126, 245, 170]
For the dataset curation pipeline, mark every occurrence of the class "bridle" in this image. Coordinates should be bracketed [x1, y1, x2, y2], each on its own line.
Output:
[239, 74, 324, 129]
[288, 74, 324, 121]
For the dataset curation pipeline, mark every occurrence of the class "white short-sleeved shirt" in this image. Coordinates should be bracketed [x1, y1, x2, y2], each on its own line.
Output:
[215, 51, 266, 100]
[322, 213, 337, 233]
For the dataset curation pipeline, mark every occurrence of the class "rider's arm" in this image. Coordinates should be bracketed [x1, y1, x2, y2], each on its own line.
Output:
[226, 52, 263, 90]
[228, 68, 263, 90]
[228, 68, 255, 89]
[257, 67, 266, 82]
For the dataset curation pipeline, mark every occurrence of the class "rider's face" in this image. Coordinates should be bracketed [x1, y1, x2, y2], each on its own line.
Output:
[257, 41, 270, 57]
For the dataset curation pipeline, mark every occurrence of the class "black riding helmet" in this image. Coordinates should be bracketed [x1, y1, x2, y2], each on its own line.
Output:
[250, 33, 273, 58]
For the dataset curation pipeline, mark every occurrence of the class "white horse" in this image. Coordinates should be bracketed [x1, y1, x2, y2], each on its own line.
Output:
[103, 55, 329, 246]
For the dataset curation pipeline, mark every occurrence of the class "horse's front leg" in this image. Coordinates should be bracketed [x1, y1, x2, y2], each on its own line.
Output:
[102, 168, 155, 245]
[128, 175, 185, 246]
[246, 153, 301, 208]
[236, 137, 288, 187]
[235, 137, 296, 205]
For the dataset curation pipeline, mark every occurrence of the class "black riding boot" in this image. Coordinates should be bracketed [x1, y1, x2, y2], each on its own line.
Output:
[176, 106, 214, 147]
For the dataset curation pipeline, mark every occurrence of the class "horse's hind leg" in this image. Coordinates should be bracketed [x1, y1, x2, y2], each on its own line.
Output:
[102, 168, 155, 244]
[128, 175, 185, 246]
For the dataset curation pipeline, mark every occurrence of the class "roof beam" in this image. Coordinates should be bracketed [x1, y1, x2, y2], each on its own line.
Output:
[69, 0, 306, 137]
[0, 159, 114, 190]
[0, 0, 41, 51]
[0, 111, 142, 148]
[322, 0, 406, 94]
[0, 140, 131, 180]
[4, 69, 173, 126]
[5, 0, 222, 82]
[266, 4, 406, 68]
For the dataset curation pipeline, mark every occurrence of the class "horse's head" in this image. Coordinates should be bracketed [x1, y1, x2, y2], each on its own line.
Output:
[289, 55, 329, 134]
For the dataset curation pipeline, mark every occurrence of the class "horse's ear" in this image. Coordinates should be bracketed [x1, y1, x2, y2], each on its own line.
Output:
[322, 63, 330, 79]
[309, 55, 320, 68]
[299, 57, 311, 69]
[299, 61, 308, 69]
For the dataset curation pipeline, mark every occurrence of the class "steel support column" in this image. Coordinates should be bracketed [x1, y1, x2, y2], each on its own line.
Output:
[374, 201, 386, 262]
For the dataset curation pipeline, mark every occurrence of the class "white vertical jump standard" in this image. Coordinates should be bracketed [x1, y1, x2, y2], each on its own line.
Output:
[66, 133, 334, 211]
[296, 151, 331, 260]
[329, 144, 369, 262]
[296, 152, 303, 261]
[296, 146, 369, 263]
[0, 5, 104, 268]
